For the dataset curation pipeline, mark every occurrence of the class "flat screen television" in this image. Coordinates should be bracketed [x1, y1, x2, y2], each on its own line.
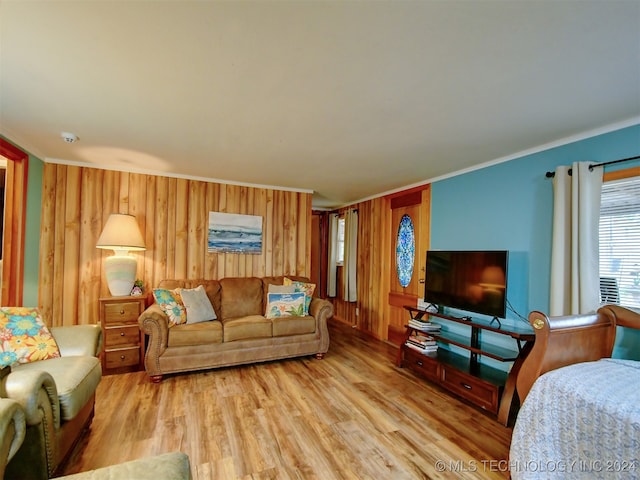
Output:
[424, 250, 509, 319]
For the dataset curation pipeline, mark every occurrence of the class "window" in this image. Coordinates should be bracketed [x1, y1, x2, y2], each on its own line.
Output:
[336, 217, 345, 265]
[599, 170, 640, 308]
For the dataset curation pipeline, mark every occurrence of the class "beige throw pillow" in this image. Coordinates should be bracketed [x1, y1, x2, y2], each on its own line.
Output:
[180, 285, 217, 324]
[268, 284, 297, 294]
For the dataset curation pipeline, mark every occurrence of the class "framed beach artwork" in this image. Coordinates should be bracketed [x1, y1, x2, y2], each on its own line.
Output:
[208, 212, 263, 254]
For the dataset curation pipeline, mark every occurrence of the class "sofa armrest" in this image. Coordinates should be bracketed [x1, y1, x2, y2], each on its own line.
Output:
[4, 369, 60, 430]
[309, 297, 333, 354]
[138, 304, 170, 377]
[0, 398, 26, 467]
[51, 325, 102, 357]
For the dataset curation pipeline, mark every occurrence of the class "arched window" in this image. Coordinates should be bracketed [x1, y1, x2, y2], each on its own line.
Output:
[396, 214, 415, 288]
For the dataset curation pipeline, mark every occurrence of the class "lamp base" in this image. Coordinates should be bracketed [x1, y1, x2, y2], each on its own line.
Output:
[104, 255, 137, 296]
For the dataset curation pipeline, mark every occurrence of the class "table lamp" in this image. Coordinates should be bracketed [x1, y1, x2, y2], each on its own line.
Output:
[96, 213, 146, 296]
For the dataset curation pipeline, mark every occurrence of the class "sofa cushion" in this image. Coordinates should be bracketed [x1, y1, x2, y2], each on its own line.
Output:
[0, 307, 61, 367]
[268, 284, 296, 294]
[265, 292, 306, 318]
[153, 289, 187, 326]
[271, 315, 316, 337]
[168, 321, 223, 347]
[261, 276, 310, 312]
[158, 279, 222, 321]
[222, 315, 272, 342]
[220, 277, 263, 319]
[13, 356, 101, 421]
[180, 285, 217, 323]
[283, 278, 316, 315]
[58, 451, 191, 480]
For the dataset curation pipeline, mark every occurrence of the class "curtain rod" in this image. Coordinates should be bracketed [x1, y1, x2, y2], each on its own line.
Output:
[545, 155, 640, 178]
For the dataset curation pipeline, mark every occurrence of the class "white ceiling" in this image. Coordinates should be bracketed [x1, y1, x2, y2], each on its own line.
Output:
[1, 1, 639, 208]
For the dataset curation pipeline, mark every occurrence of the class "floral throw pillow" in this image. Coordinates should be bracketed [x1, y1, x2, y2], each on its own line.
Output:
[283, 278, 316, 315]
[153, 288, 187, 327]
[0, 307, 61, 368]
[265, 292, 306, 319]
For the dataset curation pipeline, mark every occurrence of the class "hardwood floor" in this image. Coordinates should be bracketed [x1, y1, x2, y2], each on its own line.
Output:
[63, 321, 513, 479]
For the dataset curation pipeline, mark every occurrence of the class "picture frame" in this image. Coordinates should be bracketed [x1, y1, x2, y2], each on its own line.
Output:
[208, 212, 263, 254]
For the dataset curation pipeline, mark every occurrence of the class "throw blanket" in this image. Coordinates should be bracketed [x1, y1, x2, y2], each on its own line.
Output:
[510, 359, 640, 480]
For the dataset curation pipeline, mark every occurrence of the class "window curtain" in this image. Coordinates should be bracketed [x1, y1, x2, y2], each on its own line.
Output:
[343, 209, 358, 302]
[327, 214, 338, 298]
[549, 161, 603, 315]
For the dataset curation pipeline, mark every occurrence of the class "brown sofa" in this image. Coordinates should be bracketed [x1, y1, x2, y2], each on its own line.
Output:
[138, 276, 333, 382]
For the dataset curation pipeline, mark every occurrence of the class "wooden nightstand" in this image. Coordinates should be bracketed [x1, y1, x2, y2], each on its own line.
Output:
[99, 295, 146, 375]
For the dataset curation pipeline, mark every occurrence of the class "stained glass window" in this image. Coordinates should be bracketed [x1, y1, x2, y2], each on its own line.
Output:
[396, 214, 415, 288]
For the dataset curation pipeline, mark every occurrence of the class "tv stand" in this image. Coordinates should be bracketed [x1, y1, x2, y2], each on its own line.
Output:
[397, 306, 534, 425]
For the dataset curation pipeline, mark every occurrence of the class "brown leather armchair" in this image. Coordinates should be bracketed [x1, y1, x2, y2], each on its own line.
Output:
[1, 325, 102, 479]
[0, 396, 26, 478]
[0, 393, 191, 479]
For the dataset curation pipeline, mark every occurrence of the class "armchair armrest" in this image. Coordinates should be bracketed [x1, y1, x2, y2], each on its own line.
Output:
[0, 398, 26, 467]
[51, 325, 102, 357]
[4, 369, 60, 430]
[3, 370, 60, 478]
[138, 304, 170, 377]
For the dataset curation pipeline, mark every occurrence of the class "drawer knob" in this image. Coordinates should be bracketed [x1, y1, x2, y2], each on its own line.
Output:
[120, 309, 125, 315]
[120, 332, 125, 336]
[461, 383, 472, 390]
[416, 361, 423, 367]
[120, 355, 125, 360]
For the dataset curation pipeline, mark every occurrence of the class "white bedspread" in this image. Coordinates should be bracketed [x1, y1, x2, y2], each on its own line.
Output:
[510, 359, 640, 479]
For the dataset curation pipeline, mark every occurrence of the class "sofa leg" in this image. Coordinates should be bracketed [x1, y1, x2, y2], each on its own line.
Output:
[314, 353, 325, 360]
[150, 375, 163, 383]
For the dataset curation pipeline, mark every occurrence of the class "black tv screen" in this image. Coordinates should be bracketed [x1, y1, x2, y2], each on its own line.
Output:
[424, 250, 509, 318]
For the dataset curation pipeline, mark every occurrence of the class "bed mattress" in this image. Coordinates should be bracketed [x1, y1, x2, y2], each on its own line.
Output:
[510, 358, 640, 479]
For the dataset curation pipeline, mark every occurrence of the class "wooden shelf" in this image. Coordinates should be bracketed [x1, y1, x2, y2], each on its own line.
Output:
[410, 307, 535, 340]
[431, 330, 521, 362]
[435, 348, 508, 386]
[398, 306, 534, 422]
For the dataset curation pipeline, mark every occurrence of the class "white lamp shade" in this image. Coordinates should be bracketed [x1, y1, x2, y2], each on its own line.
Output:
[97, 214, 146, 296]
[96, 214, 146, 251]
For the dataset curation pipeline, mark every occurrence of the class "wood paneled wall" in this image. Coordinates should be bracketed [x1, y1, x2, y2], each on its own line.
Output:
[38, 164, 312, 326]
[330, 188, 430, 342]
[330, 196, 390, 340]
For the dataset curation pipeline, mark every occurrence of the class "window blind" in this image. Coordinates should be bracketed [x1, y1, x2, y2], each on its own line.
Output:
[599, 175, 640, 308]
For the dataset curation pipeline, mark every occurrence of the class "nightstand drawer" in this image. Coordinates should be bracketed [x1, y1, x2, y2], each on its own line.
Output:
[104, 301, 142, 324]
[441, 366, 499, 413]
[105, 325, 140, 347]
[105, 347, 140, 369]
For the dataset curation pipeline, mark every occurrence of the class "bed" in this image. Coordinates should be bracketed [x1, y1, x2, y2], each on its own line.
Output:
[510, 305, 640, 480]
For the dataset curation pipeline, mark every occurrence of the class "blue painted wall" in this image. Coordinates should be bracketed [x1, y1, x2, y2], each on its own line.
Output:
[24, 155, 43, 306]
[430, 123, 640, 361]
